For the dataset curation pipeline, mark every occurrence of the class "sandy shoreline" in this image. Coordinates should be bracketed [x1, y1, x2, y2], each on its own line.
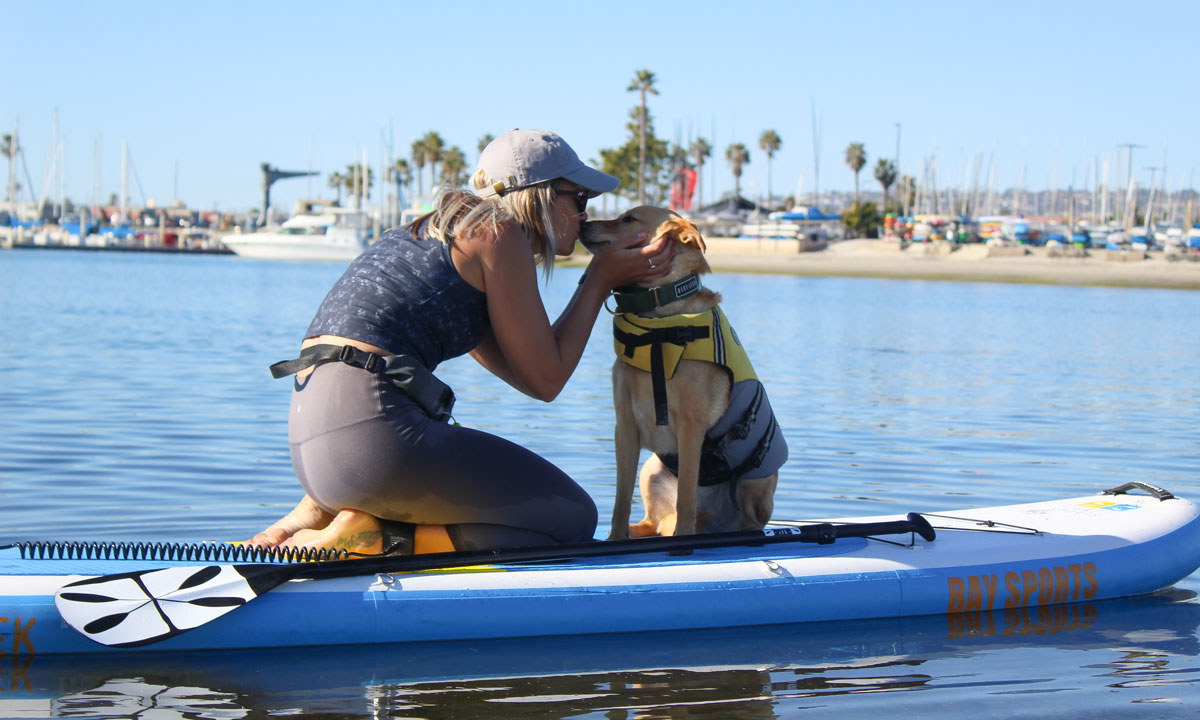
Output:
[572, 238, 1200, 291]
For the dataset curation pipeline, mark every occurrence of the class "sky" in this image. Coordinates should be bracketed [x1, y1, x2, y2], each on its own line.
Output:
[4, 0, 1198, 215]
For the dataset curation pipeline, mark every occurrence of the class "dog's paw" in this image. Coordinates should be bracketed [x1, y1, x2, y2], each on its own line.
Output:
[629, 520, 661, 538]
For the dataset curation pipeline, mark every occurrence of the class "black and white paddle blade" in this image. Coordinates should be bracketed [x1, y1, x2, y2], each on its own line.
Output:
[54, 564, 289, 648]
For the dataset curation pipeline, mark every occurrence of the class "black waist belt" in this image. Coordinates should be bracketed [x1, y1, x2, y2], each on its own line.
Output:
[269, 344, 455, 422]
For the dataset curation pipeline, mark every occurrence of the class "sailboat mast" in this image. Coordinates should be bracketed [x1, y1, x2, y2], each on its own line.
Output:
[969, 152, 982, 218]
[1143, 167, 1158, 232]
[120, 139, 128, 226]
[810, 98, 820, 208]
[92, 133, 100, 211]
[59, 139, 66, 222]
[6, 119, 15, 205]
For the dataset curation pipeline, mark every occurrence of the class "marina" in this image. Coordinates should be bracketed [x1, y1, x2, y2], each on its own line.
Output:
[6, 213, 1200, 289]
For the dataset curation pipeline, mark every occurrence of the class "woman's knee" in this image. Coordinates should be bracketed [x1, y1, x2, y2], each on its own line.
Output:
[555, 489, 598, 542]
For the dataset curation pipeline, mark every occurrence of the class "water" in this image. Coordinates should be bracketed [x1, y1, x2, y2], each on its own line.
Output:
[2, 248, 1199, 717]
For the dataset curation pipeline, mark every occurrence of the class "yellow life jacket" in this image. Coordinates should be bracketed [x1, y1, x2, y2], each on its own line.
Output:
[612, 307, 788, 485]
[613, 307, 757, 383]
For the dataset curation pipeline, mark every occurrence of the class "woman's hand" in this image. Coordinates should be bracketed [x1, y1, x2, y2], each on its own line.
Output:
[590, 230, 676, 289]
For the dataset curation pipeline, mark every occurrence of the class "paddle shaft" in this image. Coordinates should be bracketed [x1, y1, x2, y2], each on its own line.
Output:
[264, 514, 936, 584]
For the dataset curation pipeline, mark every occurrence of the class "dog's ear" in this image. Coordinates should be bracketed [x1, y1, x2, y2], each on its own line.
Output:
[660, 217, 706, 253]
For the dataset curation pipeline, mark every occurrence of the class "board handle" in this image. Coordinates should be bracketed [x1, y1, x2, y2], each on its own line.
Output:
[1102, 482, 1175, 501]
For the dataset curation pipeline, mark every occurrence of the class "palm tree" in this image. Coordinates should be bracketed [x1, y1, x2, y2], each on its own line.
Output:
[874, 159, 897, 211]
[845, 142, 867, 204]
[411, 139, 427, 197]
[477, 133, 494, 157]
[343, 163, 373, 207]
[758, 130, 782, 208]
[441, 146, 467, 187]
[390, 159, 411, 211]
[421, 131, 445, 190]
[1, 134, 13, 203]
[689, 137, 712, 208]
[627, 69, 659, 204]
[725, 142, 750, 202]
[327, 171, 344, 205]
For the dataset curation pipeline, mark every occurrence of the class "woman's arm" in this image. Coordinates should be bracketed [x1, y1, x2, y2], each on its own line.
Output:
[468, 329, 532, 395]
[468, 222, 671, 402]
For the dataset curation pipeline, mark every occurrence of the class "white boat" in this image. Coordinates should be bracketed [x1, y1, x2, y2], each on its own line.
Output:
[739, 208, 836, 249]
[1158, 226, 1186, 249]
[221, 203, 371, 262]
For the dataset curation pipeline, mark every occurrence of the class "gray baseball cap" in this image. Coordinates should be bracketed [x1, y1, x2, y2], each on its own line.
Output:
[475, 129, 619, 198]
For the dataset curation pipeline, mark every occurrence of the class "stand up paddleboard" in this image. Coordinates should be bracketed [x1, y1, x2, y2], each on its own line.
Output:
[2, 483, 1197, 655]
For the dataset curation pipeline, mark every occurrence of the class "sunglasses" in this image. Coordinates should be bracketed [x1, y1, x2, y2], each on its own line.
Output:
[555, 184, 588, 214]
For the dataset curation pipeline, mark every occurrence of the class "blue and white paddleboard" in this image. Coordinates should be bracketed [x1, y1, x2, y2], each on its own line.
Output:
[3, 484, 1198, 655]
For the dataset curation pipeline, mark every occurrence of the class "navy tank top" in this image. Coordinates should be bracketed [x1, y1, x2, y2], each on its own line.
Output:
[304, 225, 489, 370]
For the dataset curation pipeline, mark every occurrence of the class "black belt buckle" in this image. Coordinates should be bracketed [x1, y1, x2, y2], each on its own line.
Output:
[339, 345, 380, 373]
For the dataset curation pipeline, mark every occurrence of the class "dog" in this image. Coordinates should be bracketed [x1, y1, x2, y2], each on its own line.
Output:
[580, 206, 787, 539]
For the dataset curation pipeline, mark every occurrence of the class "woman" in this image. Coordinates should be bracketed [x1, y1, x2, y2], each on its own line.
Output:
[249, 129, 674, 555]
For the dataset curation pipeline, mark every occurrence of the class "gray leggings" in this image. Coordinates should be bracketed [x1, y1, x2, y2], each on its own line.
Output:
[288, 362, 598, 550]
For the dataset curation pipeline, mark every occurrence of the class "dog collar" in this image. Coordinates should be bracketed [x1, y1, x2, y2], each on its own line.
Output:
[613, 274, 702, 315]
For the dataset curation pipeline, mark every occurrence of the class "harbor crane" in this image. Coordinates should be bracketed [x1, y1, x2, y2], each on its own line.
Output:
[260, 163, 318, 226]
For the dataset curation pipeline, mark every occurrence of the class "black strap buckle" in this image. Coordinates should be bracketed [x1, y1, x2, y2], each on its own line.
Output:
[337, 345, 381, 373]
[662, 325, 709, 346]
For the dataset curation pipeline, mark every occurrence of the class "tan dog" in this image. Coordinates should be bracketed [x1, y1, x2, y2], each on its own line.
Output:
[581, 206, 787, 539]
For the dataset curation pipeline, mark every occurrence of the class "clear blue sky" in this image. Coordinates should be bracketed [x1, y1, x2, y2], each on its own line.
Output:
[5, 0, 1197, 214]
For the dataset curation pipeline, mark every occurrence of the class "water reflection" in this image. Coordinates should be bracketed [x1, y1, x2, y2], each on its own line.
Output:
[11, 590, 1197, 719]
[52, 681, 246, 718]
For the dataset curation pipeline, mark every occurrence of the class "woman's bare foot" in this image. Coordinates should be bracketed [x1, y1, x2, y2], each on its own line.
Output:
[246, 495, 335, 547]
[280, 509, 384, 555]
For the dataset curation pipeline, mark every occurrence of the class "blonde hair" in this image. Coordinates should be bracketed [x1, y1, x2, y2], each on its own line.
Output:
[406, 170, 560, 278]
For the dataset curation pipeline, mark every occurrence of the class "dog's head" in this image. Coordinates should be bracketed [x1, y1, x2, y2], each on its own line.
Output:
[580, 206, 709, 283]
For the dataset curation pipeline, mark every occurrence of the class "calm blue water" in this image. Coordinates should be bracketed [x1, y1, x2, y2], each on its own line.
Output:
[2, 248, 1199, 717]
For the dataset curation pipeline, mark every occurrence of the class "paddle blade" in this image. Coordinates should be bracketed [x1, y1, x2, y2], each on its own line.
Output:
[54, 564, 288, 648]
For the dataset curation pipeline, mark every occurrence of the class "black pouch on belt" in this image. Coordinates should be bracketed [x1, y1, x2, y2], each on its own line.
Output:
[269, 344, 456, 422]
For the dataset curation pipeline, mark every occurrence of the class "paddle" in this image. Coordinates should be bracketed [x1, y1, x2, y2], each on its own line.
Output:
[55, 513, 935, 649]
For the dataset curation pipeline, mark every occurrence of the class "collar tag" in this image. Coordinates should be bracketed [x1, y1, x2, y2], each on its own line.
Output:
[673, 275, 700, 298]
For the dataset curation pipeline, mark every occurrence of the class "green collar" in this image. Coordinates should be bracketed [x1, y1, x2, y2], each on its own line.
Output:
[613, 274, 703, 314]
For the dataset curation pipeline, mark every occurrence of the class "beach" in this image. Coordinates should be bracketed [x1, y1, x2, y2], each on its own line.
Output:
[573, 238, 1200, 291]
